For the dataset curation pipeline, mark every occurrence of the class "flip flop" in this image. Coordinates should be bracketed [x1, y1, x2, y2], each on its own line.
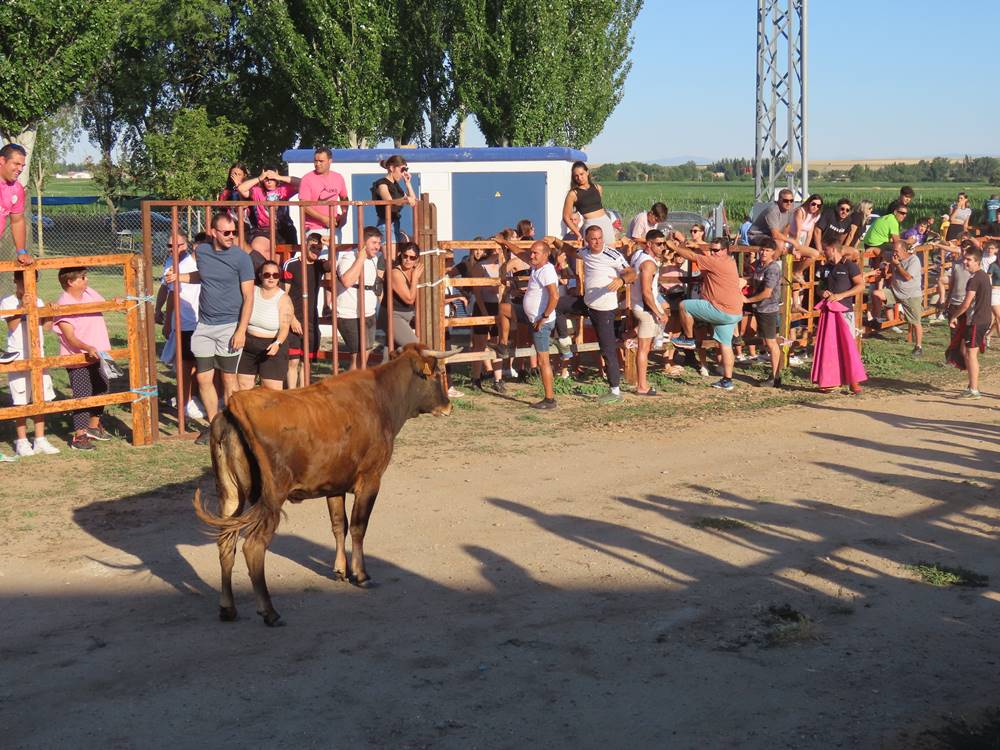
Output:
[635, 388, 658, 397]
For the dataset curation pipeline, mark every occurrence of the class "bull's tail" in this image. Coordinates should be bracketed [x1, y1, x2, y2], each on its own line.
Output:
[193, 488, 279, 549]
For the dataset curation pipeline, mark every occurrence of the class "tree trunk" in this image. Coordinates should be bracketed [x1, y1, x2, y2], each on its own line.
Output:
[9, 128, 37, 188]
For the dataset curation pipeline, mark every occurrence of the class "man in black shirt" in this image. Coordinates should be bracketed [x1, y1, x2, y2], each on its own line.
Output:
[817, 199, 854, 245]
[283, 232, 330, 387]
[949, 245, 991, 399]
[821, 241, 865, 331]
[885, 186, 914, 217]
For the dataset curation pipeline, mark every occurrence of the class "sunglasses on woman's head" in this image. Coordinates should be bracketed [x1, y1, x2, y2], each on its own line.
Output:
[260, 271, 280, 279]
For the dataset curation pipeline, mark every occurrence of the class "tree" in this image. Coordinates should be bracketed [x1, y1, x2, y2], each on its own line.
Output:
[143, 107, 247, 200]
[244, 0, 395, 148]
[28, 107, 79, 255]
[0, 0, 119, 182]
[452, 0, 642, 147]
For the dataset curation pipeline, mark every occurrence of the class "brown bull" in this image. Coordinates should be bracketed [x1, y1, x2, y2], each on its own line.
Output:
[193, 344, 456, 626]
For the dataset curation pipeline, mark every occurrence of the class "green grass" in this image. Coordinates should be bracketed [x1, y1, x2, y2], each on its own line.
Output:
[907, 562, 989, 588]
[601, 181, 999, 229]
[41, 178, 103, 197]
[692, 516, 754, 531]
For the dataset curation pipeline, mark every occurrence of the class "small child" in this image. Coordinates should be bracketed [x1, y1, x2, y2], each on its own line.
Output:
[1, 271, 60, 456]
[53, 267, 114, 451]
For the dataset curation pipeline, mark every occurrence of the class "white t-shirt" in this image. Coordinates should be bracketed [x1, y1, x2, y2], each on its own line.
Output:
[1, 294, 45, 358]
[582, 246, 629, 311]
[336, 250, 379, 318]
[162, 252, 200, 331]
[630, 250, 660, 313]
[628, 211, 651, 240]
[522, 263, 558, 323]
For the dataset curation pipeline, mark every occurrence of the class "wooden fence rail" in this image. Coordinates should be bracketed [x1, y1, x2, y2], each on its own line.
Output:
[0, 254, 156, 445]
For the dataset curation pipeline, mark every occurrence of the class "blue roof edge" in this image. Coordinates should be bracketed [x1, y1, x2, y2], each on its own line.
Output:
[282, 146, 588, 164]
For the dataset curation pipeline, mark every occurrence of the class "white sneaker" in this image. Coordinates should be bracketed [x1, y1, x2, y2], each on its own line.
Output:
[14, 439, 35, 457]
[0, 452, 16, 463]
[32, 437, 60, 455]
[652, 335, 665, 351]
[699, 365, 710, 377]
[789, 354, 805, 366]
[505, 367, 519, 379]
[447, 386, 464, 398]
[185, 397, 206, 419]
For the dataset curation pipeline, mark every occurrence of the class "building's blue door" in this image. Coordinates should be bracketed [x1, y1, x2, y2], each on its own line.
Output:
[451, 172, 546, 240]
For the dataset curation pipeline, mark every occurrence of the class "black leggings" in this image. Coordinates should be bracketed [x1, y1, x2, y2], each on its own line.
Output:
[555, 295, 589, 339]
[68, 363, 108, 431]
[587, 307, 621, 388]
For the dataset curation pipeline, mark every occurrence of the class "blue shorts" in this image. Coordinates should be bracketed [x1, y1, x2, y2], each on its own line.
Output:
[682, 299, 743, 346]
[532, 319, 555, 353]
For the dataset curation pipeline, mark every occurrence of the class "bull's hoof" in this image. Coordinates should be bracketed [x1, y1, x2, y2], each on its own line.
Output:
[332, 569, 350, 583]
[352, 576, 377, 589]
[260, 610, 284, 627]
[218, 605, 238, 622]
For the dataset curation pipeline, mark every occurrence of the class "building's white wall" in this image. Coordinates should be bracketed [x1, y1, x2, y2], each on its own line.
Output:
[288, 159, 574, 244]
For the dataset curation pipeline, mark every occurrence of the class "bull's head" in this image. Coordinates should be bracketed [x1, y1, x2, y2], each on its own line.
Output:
[392, 344, 461, 417]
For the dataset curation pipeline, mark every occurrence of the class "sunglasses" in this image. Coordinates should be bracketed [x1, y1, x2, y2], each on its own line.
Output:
[809, 201, 822, 207]
[217, 229, 237, 236]
[651, 240, 666, 246]
[690, 227, 703, 232]
[838, 206, 852, 212]
[260, 271, 280, 279]
[401, 167, 409, 173]
[402, 254, 418, 260]
[167, 242, 187, 248]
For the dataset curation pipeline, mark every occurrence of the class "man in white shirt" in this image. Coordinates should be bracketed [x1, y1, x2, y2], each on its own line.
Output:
[336, 226, 382, 369]
[581, 225, 636, 403]
[523, 240, 560, 409]
[157, 233, 206, 418]
[628, 202, 670, 241]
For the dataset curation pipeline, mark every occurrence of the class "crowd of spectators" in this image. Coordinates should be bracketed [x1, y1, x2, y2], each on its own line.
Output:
[2, 140, 1000, 455]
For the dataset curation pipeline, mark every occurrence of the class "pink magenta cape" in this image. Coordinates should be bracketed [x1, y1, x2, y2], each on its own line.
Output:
[810, 299, 868, 388]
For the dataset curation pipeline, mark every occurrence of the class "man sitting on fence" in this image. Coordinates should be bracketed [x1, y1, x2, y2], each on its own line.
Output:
[670, 236, 746, 391]
[747, 189, 795, 248]
[628, 202, 670, 241]
[869, 239, 924, 356]
[165, 213, 255, 444]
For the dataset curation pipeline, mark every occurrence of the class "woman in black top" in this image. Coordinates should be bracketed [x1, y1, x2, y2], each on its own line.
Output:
[562, 161, 614, 244]
[387, 242, 422, 346]
[371, 155, 418, 244]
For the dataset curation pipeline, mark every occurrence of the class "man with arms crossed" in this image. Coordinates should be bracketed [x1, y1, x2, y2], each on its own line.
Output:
[165, 214, 254, 444]
[298, 147, 349, 238]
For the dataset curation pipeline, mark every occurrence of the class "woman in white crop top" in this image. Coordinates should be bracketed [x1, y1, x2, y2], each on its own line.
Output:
[237, 260, 293, 391]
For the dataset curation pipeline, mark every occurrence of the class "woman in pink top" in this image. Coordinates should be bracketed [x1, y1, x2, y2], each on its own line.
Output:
[237, 166, 301, 245]
[53, 267, 116, 451]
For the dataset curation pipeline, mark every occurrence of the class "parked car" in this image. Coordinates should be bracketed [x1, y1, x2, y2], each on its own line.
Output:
[103, 210, 174, 233]
[28, 213, 55, 230]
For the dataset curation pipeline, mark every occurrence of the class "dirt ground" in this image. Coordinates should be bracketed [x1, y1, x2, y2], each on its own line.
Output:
[2, 377, 999, 749]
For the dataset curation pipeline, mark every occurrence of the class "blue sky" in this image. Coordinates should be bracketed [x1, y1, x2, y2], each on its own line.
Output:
[467, 0, 999, 162]
[68, 1, 995, 165]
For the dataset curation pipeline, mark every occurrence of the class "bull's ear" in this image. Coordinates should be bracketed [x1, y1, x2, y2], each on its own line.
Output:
[406, 350, 432, 379]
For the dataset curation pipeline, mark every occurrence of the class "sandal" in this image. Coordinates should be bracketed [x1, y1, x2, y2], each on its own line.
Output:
[635, 388, 658, 397]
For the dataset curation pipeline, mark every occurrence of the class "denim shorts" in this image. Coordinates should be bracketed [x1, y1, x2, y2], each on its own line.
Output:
[682, 299, 743, 346]
[532, 319, 556, 353]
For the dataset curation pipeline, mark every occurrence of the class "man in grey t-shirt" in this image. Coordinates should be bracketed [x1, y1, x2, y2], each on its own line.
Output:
[871, 240, 924, 355]
[747, 189, 795, 246]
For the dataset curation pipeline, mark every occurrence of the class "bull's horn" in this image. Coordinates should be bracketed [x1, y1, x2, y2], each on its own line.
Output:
[423, 347, 463, 360]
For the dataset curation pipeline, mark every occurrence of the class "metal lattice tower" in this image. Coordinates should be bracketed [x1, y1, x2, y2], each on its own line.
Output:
[755, 0, 807, 204]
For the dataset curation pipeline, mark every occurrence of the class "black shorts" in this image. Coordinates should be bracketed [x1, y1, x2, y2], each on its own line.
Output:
[472, 301, 499, 336]
[179, 330, 195, 362]
[755, 310, 781, 340]
[964, 322, 988, 350]
[287, 326, 320, 359]
[237, 334, 289, 381]
[946, 224, 964, 242]
[338, 316, 377, 353]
